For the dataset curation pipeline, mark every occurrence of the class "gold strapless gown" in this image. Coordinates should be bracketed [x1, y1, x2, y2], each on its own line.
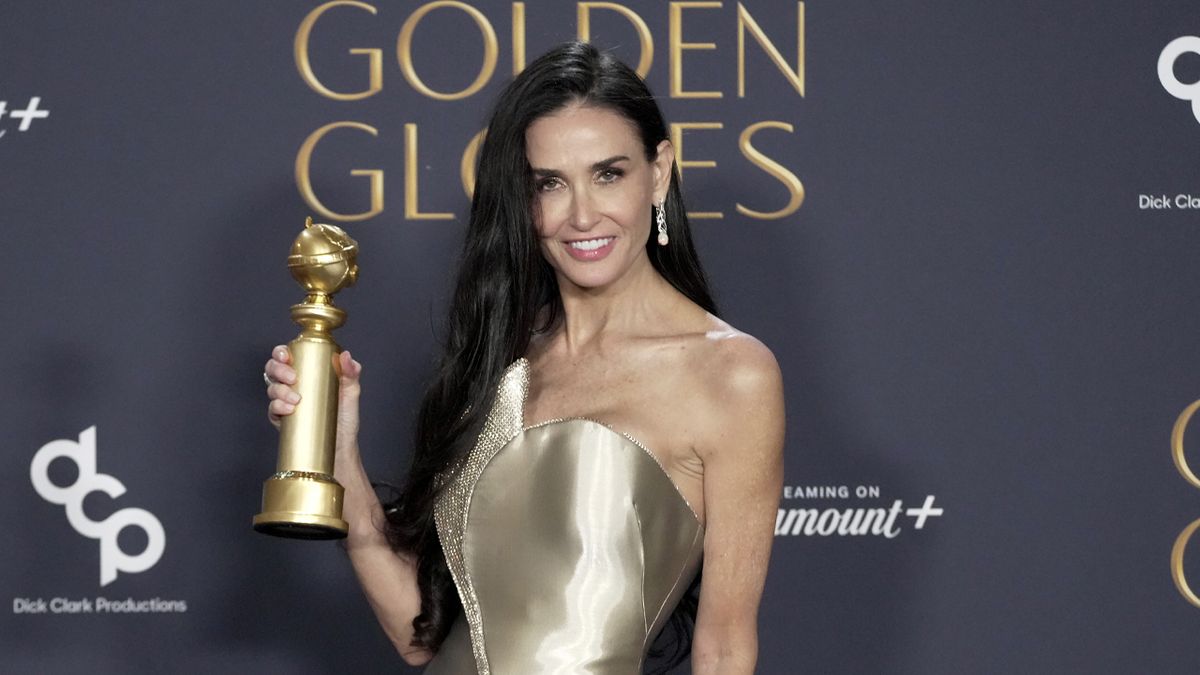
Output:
[424, 359, 704, 675]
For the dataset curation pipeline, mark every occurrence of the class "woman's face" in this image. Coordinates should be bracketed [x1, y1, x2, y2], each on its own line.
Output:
[525, 103, 673, 291]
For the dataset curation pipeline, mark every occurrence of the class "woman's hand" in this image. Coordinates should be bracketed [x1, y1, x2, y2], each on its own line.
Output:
[264, 345, 299, 429]
[264, 345, 364, 463]
[264, 345, 428, 665]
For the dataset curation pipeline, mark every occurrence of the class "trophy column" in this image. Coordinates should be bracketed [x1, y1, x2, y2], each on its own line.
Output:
[254, 217, 358, 540]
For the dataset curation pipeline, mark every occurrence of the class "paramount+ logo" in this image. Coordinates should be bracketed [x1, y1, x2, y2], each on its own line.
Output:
[30, 427, 166, 586]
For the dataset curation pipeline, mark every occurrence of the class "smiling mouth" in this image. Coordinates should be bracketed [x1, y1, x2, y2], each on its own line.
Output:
[568, 237, 614, 251]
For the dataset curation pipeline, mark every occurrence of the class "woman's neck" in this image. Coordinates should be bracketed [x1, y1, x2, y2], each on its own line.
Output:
[554, 255, 673, 355]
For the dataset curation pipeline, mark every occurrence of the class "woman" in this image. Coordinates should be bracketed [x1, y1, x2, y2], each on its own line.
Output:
[265, 42, 784, 674]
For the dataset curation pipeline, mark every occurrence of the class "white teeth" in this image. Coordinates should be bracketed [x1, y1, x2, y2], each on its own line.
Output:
[568, 237, 613, 251]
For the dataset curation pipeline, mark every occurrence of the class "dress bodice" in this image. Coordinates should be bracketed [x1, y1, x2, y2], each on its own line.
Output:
[424, 359, 704, 675]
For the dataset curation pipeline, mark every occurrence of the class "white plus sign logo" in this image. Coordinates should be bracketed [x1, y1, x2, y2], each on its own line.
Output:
[905, 495, 944, 529]
[0, 96, 50, 139]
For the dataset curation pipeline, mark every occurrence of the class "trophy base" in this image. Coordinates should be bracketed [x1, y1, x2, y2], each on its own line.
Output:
[253, 513, 348, 540]
[253, 471, 348, 540]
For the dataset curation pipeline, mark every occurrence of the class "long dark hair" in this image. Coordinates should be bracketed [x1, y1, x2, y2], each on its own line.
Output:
[384, 41, 716, 671]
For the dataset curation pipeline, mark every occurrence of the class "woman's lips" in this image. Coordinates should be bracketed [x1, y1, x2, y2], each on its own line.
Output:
[563, 236, 616, 261]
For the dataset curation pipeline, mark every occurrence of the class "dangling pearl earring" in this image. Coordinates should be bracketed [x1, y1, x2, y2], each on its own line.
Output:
[656, 200, 669, 246]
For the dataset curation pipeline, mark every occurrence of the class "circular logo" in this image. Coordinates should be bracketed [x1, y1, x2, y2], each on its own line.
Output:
[1158, 36, 1200, 124]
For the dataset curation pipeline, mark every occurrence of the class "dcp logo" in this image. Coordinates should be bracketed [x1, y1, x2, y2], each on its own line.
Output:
[30, 426, 166, 586]
[1158, 36, 1200, 124]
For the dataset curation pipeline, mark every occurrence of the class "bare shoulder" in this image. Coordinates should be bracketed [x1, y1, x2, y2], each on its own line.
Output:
[685, 317, 785, 460]
[694, 317, 783, 398]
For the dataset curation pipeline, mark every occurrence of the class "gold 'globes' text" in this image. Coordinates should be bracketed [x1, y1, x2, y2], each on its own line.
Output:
[293, 0, 807, 222]
[1171, 399, 1200, 607]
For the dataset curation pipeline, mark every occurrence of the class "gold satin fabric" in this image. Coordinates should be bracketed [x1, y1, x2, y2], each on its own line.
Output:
[426, 359, 704, 674]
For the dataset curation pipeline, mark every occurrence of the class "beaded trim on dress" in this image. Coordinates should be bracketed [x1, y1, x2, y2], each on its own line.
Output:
[433, 359, 530, 675]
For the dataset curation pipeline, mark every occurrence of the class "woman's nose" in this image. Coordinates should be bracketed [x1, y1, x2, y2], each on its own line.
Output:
[569, 188, 601, 230]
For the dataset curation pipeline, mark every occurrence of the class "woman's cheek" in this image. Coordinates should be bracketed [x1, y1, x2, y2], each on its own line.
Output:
[531, 199, 550, 236]
[534, 199, 567, 237]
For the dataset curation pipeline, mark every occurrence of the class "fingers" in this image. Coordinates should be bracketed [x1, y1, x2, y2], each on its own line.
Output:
[267, 399, 291, 428]
[264, 346, 296, 386]
[337, 351, 363, 416]
[267, 382, 300, 405]
[265, 345, 297, 429]
[337, 350, 363, 386]
[266, 381, 300, 427]
[334, 350, 363, 452]
[265, 347, 364, 437]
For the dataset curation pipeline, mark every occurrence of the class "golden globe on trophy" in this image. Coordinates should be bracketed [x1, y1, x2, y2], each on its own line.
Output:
[253, 217, 358, 539]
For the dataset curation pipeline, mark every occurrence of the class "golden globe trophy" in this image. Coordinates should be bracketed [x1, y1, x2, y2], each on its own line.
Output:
[253, 217, 358, 539]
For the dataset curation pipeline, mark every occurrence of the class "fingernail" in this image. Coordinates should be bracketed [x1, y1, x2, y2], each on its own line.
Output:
[286, 392, 300, 404]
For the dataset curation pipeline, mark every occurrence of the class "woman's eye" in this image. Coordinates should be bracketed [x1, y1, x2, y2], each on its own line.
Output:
[537, 178, 563, 192]
[596, 168, 623, 183]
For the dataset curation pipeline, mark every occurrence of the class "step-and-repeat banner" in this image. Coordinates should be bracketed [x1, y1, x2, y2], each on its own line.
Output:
[4, 1, 1200, 672]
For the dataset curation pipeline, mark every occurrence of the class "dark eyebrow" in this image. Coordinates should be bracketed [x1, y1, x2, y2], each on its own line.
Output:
[530, 155, 630, 177]
[591, 155, 630, 171]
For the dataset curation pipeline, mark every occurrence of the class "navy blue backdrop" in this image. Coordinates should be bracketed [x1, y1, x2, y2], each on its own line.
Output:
[4, 1, 1200, 672]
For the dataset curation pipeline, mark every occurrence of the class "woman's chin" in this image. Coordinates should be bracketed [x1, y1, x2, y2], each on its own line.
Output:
[558, 273, 618, 291]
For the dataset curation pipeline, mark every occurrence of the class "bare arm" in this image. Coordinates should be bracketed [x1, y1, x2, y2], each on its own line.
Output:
[690, 337, 785, 675]
[266, 347, 432, 666]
